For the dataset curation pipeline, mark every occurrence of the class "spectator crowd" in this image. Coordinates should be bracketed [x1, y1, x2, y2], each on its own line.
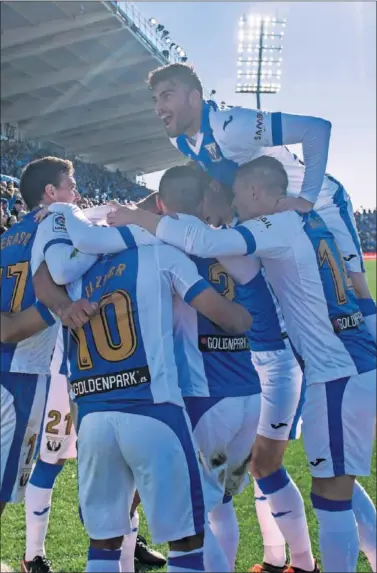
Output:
[1, 137, 376, 254]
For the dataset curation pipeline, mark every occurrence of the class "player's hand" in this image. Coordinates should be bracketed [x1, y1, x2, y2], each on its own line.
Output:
[58, 299, 98, 330]
[107, 204, 140, 227]
[34, 206, 50, 223]
[276, 196, 314, 213]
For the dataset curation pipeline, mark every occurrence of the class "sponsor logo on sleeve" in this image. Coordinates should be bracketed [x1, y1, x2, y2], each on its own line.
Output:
[254, 112, 264, 141]
[52, 214, 67, 233]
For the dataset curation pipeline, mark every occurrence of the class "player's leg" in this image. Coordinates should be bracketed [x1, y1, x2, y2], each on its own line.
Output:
[78, 411, 133, 573]
[23, 373, 77, 571]
[1, 374, 48, 515]
[302, 371, 376, 572]
[318, 191, 376, 341]
[211, 393, 261, 570]
[121, 404, 206, 573]
[127, 491, 166, 571]
[251, 348, 316, 573]
[184, 397, 236, 572]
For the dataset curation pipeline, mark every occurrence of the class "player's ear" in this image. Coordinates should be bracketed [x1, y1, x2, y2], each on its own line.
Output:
[43, 183, 55, 202]
[156, 195, 166, 214]
[188, 89, 201, 108]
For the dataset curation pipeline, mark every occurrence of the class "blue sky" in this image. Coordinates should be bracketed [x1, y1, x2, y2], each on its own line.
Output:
[141, 1, 376, 209]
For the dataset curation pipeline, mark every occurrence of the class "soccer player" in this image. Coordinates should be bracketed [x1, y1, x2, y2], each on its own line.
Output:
[200, 175, 311, 573]
[147, 63, 377, 343]
[109, 155, 377, 573]
[153, 166, 262, 572]
[0, 208, 94, 525]
[34, 237, 252, 573]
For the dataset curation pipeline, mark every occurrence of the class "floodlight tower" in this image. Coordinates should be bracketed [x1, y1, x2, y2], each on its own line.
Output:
[236, 15, 286, 109]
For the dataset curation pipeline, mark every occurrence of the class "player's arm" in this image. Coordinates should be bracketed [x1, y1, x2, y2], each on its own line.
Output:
[47, 202, 161, 256]
[160, 245, 252, 334]
[0, 305, 52, 343]
[221, 107, 332, 210]
[34, 213, 98, 285]
[107, 207, 250, 258]
[33, 262, 97, 329]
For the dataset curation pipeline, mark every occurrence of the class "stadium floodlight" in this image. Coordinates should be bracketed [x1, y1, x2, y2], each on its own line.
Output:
[236, 14, 286, 108]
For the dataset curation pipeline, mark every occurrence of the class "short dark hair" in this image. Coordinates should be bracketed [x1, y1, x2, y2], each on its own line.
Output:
[20, 156, 74, 210]
[148, 63, 203, 98]
[236, 156, 288, 195]
[158, 165, 206, 214]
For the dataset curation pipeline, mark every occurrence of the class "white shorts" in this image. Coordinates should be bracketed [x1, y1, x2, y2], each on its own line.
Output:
[39, 372, 77, 464]
[317, 187, 364, 274]
[252, 340, 303, 441]
[185, 394, 261, 511]
[77, 403, 205, 543]
[1, 373, 49, 503]
[302, 370, 376, 478]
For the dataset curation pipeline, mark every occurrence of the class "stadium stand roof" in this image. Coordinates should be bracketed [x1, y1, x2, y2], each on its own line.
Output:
[0, 1, 186, 175]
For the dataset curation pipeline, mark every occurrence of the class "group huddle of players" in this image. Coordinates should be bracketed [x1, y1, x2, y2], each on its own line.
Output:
[0, 63, 376, 573]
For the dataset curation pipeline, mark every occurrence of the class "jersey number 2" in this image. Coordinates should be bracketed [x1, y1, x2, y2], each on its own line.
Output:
[0, 261, 29, 312]
[208, 262, 235, 301]
[71, 289, 137, 370]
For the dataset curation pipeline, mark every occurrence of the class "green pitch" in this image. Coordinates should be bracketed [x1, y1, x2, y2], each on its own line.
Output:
[1, 262, 376, 572]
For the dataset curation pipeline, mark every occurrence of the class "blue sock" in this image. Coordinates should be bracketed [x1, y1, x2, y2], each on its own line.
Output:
[168, 547, 204, 572]
[353, 481, 376, 571]
[311, 493, 359, 572]
[86, 547, 121, 572]
[358, 298, 377, 342]
[29, 459, 63, 488]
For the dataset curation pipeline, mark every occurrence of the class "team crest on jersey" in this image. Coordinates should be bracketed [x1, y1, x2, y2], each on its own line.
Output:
[46, 437, 63, 452]
[52, 214, 67, 233]
[204, 143, 221, 162]
[20, 469, 31, 487]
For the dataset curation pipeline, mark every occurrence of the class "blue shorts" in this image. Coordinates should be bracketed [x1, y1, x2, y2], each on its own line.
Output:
[1, 373, 50, 503]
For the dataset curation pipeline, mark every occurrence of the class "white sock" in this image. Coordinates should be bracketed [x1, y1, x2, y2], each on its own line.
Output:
[25, 460, 63, 561]
[253, 479, 286, 567]
[86, 548, 121, 572]
[209, 497, 239, 570]
[120, 512, 139, 573]
[168, 547, 204, 572]
[25, 483, 53, 561]
[257, 468, 314, 571]
[312, 494, 359, 572]
[204, 522, 231, 572]
[353, 481, 376, 572]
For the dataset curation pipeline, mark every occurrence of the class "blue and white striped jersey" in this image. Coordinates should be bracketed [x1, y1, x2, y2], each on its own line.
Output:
[65, 244, 210, 414]
[171, 101, 337, 209]
[155, 211, 376, 385]
[0, 212, 59, 374]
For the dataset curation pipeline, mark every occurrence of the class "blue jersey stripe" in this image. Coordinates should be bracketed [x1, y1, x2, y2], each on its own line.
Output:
[271, 112, 283, 145]
[234, 225, 256, 254]
[43, 238, 73, 255]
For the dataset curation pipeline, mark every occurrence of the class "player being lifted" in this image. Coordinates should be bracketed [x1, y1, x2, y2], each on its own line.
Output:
[147, 63, 376, 344]
[107, 156, 376, 573]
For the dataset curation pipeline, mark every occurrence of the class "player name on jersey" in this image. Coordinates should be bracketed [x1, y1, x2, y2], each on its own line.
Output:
[198, 334, 250, 352]
[71, 366, 151, 398]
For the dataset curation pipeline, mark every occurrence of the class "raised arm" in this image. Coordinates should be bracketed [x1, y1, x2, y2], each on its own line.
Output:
[218, 107, 331, 209]
[47, 203, 160, 255]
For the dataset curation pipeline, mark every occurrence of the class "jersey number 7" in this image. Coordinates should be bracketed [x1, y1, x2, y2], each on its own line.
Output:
[0, 261, 29, 312]
[71, 289, 137, 370]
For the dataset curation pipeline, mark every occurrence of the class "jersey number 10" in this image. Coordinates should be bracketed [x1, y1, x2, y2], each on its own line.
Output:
[71, 289, 137, 370]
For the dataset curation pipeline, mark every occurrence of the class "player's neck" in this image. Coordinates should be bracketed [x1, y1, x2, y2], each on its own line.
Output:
[184, 105, 203, 138]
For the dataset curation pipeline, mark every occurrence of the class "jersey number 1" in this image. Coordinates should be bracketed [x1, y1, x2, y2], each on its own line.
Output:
[0, 261, 29, 312]
[71, 289, 137, 370]
[317, 239, 352, 306]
